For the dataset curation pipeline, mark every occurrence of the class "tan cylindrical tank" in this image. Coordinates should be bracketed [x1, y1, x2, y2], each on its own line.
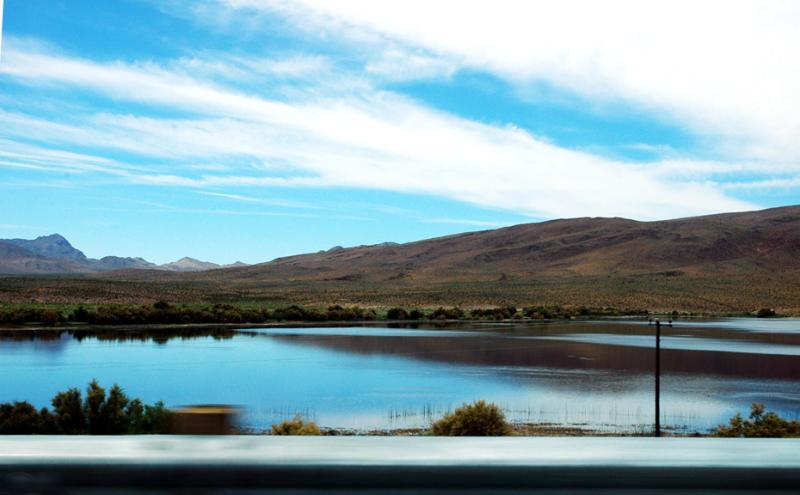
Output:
[171, 405, 239, 435]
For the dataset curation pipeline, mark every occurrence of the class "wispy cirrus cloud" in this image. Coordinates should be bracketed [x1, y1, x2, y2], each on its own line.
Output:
[0, 41, 757, 220]
[197, 191, 318, 209]
[219, 0, 800, 166]
[723, 178, 800, 190]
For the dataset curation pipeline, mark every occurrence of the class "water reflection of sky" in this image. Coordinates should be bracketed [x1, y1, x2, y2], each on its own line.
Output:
[1, 319, 798, 433]
[596, 318, 800, 334]
[674, 318, 800, 333]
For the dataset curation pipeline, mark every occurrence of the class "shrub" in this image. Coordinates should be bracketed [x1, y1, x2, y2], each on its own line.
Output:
[152, 300, 171, 311]
[431, 400, 511, 436]
[126, 400, 172, 434]
[271, 415, 321, 435]
[387, 308, 409, 320]
[1, 380, 171, 435]
[756, 308, 777, 318]
[428, 307, 464, 320]
[273, 305, 309, 321]
[40, 310, 63, 326]
[52, 388, 87, 434]
[716, 403, 800, 438]
[69, 306, 91, 322]
[0, 402, 51, 434]
[326, 305, 352, 320]
[83, 382, 131, 434]
[470, 307, 516, 320]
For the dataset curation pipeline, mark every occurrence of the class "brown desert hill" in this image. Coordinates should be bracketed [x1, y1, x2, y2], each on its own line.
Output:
[7, 205, 800, 311]
[171, 204, 800, 284]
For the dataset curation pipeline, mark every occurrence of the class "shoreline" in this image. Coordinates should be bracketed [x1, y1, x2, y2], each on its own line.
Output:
[236, 423, 707, 437]
[0, 314, 789, 332]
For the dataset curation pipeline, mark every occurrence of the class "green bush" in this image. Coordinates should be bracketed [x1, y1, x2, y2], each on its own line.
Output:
[271, 415, 321, 435]
[85, 381, 131, 434]
[716, 403, 800, 437]
[126, 399, 172, 434]
[0, 402, 57, 434]
[470, 306, 516, 320]
[431, 400, 511, 436]
[428, 307, 464, 320]
[51, 388, 86, 434]
[0, 380, 172, 435]
[0, 303, 651, 326]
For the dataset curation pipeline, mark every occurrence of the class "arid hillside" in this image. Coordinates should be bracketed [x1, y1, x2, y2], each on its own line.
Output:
[179, 205, 800, 283]
[2, 206, 800, 313]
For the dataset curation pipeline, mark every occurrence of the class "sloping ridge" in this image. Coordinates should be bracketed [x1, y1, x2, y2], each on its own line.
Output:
[0, 240, 90, 274]
[4, 234, 87, 261]
[178, 205, 800, 284]
[161, 257, 222, 272]
[0, 234, 153, 274]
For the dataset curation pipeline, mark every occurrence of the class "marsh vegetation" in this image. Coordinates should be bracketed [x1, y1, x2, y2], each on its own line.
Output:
[0, 301, 648, 326]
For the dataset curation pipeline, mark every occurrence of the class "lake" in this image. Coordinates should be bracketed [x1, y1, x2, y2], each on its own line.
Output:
[2, 319, 799, 433]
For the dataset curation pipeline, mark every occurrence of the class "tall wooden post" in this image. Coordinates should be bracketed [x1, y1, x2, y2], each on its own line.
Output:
[655, 319, 661, 437]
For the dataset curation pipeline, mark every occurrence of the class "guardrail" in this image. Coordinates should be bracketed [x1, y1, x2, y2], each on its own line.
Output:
[2, 437, 799, 493]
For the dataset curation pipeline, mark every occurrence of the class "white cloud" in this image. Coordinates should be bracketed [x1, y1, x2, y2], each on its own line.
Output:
[225, 0, 800, 165]
[170, 53, 334, 87]
[723, 177, 800, 190]
[365, 48, 457, 82]
[0, 44, 756, 220]
[197, 191, 317, 208]
[0, 136, 140, 176]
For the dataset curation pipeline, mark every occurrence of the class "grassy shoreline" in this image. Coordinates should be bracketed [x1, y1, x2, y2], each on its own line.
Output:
[0, 300, 786, 328]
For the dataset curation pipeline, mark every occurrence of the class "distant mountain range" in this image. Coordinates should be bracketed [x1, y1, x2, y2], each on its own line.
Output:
[5, 205, 800, 278]
[3, 206, 800, 311]
[0, 234, 247, 274]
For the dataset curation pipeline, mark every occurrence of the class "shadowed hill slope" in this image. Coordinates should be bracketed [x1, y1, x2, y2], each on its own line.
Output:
[0, 240, 88, 274]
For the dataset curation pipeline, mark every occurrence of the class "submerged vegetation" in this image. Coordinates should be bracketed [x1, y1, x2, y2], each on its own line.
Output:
[0, 301, 649, 326]
[716, 403, 800, 438]
[430, 400, 512, 436]
[0, 380, 171, 435]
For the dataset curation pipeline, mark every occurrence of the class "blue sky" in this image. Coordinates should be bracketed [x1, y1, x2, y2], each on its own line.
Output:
[1, 0, 798, 264]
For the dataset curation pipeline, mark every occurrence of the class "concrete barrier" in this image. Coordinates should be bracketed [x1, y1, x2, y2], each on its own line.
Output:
[1, 437, 799, 493]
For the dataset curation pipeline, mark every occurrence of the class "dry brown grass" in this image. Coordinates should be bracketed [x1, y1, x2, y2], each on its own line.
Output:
[2, 271, 799, 314]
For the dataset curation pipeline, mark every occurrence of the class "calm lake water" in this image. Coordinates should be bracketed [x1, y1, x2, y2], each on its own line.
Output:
[2, 319, 799, 433]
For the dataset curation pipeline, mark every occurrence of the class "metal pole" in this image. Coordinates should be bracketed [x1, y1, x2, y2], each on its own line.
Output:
[655, 319, 661, 437]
